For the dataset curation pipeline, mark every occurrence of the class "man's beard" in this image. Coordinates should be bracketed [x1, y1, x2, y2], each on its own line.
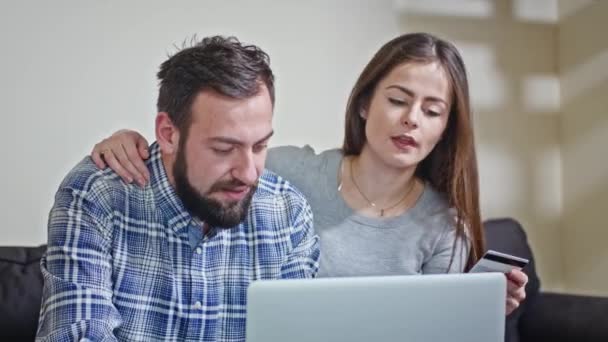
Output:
[173, 146, 256, 228]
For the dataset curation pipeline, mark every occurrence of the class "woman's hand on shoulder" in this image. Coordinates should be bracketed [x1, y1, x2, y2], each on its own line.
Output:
[91, 129, 151, 187]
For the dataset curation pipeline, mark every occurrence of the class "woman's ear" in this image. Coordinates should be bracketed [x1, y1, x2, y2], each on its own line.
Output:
[155, 112, 180, 155]
[360, 109, 368, 120]
[359, 98, 370, 120]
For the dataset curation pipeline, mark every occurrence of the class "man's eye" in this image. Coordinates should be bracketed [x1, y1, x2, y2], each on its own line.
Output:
[212, 148, 233, 155]
[253, 144, 268, 153]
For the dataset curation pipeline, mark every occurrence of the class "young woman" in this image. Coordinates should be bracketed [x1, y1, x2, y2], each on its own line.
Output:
[90, 33, 527, 314]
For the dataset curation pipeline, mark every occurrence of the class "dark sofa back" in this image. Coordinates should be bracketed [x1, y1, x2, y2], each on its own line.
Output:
[484, 218, 541, 342]
[0, 245, 46, 340]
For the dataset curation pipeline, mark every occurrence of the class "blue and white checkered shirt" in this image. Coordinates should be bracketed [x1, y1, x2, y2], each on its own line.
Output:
[37, 142, 320, 342]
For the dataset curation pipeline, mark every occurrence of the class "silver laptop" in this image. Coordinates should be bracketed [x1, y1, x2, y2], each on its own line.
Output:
[246, 273, 505, 342]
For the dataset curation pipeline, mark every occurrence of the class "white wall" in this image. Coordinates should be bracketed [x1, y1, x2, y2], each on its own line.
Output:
[0, 0, 572, 292]
[0, 0, 400, 245]
[558, 0, 608, 296]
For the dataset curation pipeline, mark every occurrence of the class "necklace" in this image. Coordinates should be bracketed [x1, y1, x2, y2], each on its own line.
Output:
[340, 157, 416, 217]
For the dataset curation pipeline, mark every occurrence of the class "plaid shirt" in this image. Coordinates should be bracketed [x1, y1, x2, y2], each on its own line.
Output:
[37, 143, 320, 342]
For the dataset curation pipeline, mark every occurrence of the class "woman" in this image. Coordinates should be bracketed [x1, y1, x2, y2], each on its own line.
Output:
[90, 33, 527, 314]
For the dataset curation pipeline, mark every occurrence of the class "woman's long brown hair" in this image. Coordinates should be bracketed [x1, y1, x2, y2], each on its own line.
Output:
[342, 32, 484, 270]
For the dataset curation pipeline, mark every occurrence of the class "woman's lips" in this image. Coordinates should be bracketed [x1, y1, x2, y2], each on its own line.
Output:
[391, 135, 419, 150]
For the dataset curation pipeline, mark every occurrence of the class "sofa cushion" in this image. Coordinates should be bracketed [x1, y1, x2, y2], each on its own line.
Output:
[520, 292, 608, 342]
[0, 245, 46, 340]
[484, 218, 541, 342]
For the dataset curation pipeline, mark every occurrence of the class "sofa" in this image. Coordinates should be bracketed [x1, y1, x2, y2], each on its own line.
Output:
[485, 218, 608, 342]
[1, 218, 607, 341]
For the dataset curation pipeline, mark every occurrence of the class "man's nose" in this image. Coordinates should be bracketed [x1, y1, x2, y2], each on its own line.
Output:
[232, 150, 258, 186]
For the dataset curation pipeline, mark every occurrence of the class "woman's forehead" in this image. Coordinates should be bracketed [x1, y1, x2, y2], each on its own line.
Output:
[380, 61, 451, 102]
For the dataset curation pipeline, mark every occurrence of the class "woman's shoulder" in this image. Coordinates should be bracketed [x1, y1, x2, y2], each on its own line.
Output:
[417, 183, 451, 215]
[267, 145, 340, 165]
[265, 145, 342, 197]
[266, 145, 341, 175]
[413, 183, 470, 271]
[412, 183, 457, 232]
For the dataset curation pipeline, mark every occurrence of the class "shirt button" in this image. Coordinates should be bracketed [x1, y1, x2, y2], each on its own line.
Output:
[194, 301, 202, 309]
[195, 247, 202, 255]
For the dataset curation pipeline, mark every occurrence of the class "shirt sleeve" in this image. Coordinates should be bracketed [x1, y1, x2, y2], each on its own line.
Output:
[36, 182, 122, 341]
[279, 199, 321, 279]
[421, 223, 471, 274]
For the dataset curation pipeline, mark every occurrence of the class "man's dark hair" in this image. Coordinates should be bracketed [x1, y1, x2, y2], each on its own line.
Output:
[157, 35, 275, 131]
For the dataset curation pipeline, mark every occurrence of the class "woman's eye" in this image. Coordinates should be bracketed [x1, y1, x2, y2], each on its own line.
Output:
[426, 110, 441, 117]
[389, 98, 407, 106]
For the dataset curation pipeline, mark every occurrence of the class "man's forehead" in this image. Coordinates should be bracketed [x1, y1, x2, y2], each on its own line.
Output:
[188, 90, 273, 143]
[206, 130, 275, 147]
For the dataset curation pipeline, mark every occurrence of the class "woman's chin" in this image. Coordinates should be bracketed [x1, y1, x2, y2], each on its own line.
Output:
[362, 143, 422, 170]
[377, 152, 420, 171]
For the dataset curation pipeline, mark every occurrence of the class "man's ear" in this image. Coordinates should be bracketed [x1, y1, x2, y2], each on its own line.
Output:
[156, 112, 179, 154]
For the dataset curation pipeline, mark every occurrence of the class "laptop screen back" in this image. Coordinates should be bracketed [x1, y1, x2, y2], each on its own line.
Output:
[246, 273, 505, 342]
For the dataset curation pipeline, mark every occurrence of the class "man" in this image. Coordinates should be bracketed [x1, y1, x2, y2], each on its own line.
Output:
[36, 36, 320, 341]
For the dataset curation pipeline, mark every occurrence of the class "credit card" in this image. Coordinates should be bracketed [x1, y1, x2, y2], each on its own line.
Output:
[469, 250, 529, 273]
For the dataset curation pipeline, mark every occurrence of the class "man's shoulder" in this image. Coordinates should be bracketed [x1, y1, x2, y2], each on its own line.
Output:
[254, 169, 309, 208]
[246, 170, 313, 235]
[57, 156, 133, 204]
[49, 157, 143, 243]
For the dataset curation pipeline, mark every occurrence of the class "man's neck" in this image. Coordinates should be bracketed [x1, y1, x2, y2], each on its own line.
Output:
[161, 151, 177, 188]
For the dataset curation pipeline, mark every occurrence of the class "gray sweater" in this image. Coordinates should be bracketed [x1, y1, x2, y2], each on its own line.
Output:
[266, 145, 469, 277]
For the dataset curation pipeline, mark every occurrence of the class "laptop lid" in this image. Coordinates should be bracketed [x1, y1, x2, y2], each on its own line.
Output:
[246, 273, 505, 342]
